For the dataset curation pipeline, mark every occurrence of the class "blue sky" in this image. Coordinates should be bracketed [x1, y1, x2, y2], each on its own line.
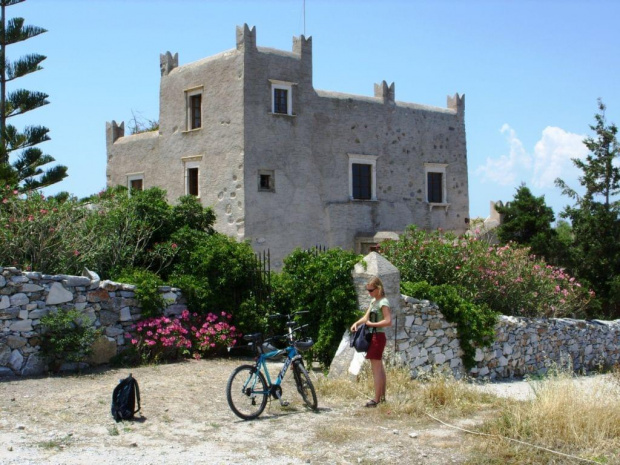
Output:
[8, 0, 620, 219]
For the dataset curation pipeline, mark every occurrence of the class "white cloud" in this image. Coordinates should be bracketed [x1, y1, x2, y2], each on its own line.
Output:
[475, 124, 587, 190]
[475, 124, 532, 186]
[531, 126, 587, 189]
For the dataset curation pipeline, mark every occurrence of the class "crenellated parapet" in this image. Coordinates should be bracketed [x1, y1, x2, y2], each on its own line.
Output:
[160, 51, 178, 76]
[292, 34, 312, 57]
[447, 93, 465, 118]
[293, 34, 312, 85]
[374, 80, 395, 105]
[236, 24, 257, 52]
[105, 120, 124, 149]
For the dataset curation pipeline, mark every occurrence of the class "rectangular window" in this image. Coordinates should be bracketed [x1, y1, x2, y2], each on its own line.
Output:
[273, 88, 288, 115]
[130, 178, 143, 192]
[348, 154, 378, 201]
[190, 94, 202, 129]
[427, 172, 443, 203]
[187, 167, 199, 196]
[127, 173, 144, 196]
[185, 87, 203, 131]
[270, 80, 294, 116]
[352, 163, 372, 200]
[258, 169, 275, 192]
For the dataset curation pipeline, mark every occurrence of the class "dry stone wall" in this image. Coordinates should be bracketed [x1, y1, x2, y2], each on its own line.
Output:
[0, 267, 185, 377]
[397, 295, 620, 380]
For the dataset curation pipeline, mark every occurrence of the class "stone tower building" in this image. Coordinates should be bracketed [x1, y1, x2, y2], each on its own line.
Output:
[106, 24, 469, 268]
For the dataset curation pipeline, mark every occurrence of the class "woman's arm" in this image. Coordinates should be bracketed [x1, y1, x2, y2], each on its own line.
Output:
[350, 307, 371, 332]
[366, 305, 392, 329]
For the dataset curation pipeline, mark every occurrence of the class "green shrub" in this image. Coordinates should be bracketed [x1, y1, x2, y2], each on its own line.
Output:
[273, 248, 361, 368]
[380, 226, 593, 318]
[169, 234, 264, 335]
[114, 268, 166, 318]
[401, 281, 497, 369]
[0, 188, 89, 273]
[0, 186, 217, 279]
[39, 308, 98, 371]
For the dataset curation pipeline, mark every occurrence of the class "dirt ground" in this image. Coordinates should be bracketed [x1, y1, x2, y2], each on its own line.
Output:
[0, 357, 487, 465]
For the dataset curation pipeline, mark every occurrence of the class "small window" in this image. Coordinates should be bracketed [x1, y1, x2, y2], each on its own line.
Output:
[427, 172, 443, 203]
[352, 163, 372, 200]
[273, 88, 288, 114]
[130, 178, 143, 192]
[187, 167, 199, 196]
[258, 170, 275, 192]
[424, 163, 448, 206]
[127, 173, 144, 196]
[270, 80, 294, 116]
[348, 154, 378, 201]
[190, 94, 202, 129]
[185, 87, 203, 130]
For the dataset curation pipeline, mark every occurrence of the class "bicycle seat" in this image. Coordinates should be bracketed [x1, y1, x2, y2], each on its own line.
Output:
[261, 342, 280, 353]
[243, 333, 263, 344]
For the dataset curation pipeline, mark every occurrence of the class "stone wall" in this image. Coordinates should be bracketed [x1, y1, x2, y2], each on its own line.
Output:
[330, 252, 620, 381]
[396, 295, 620, 380]
[0, 267, 185, 377]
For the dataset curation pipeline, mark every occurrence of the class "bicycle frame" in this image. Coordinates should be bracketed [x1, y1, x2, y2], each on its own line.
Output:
[256, 345, 302, 391]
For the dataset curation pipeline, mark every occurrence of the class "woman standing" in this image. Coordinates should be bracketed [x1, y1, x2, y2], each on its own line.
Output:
[350, 276, 392, 407]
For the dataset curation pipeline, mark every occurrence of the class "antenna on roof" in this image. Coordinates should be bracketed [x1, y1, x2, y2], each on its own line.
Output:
[303, 0, 306, 36]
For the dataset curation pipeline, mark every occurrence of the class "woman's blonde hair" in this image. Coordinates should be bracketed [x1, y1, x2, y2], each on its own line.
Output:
[367, 276, 385, 297]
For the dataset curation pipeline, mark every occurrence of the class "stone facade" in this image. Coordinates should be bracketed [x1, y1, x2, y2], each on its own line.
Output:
[106, 24, 470, 269]
[0, 267, 185, 377]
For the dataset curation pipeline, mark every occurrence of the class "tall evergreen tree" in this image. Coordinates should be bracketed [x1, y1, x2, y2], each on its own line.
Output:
[495, 183, 561, 263]
[555, 99, 620, 317]
[0, 0, 67, 190]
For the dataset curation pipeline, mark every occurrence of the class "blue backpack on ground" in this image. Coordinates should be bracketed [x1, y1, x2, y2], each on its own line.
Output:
[111, 373, 141, 422]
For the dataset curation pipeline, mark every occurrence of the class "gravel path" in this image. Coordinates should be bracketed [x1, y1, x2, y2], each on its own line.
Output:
[0, 358, 475, 465]
[4, 358, 612, 464]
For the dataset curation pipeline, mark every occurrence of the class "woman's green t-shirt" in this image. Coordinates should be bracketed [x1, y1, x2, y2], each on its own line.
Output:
[369, 297, 390, 333]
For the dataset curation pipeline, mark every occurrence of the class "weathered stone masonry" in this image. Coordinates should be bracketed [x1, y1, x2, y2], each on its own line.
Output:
[107, 25, 470, 270]
[397, 296, 620, 380]
[0, 267, 185, 377]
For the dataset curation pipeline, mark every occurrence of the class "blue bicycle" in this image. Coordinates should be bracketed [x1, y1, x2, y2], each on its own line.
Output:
[226, 312, 318, 420]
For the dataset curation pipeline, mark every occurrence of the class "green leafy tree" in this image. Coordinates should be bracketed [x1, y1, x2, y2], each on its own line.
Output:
[495, 183, 561, 262]
[272, 248, 361, 368]
[0, 0, 67, 189]
[555, 99, 620, 317]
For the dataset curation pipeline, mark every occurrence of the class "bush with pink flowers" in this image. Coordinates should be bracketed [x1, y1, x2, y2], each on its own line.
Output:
[380, 226, 594, 318]
[129, 309, 240, 362]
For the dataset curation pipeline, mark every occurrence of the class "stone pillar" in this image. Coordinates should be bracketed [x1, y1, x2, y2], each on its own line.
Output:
[328, 252, 401, 379]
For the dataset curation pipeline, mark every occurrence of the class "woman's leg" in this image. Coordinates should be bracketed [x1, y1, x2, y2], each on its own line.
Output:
[370, 359, 385, 403]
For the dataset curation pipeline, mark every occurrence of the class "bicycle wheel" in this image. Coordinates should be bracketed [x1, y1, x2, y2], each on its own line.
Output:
[226, 365, 269, 420]
[293, 361, 318, 410]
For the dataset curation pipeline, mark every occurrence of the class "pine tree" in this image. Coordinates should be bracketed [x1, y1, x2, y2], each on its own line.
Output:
[0, 0, 67, 190]
[555, 99, 620, 317]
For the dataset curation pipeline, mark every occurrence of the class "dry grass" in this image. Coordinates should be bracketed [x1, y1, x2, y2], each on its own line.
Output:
[472, 370, 620, 464]
[316, 364, 497, 418]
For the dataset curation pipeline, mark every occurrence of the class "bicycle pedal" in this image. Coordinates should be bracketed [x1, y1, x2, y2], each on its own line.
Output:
[280, 400, 290, 407]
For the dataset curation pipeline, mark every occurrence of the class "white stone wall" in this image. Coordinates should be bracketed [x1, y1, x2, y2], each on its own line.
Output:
[0, 267, 185, 377]
[396, 295, 620, 380]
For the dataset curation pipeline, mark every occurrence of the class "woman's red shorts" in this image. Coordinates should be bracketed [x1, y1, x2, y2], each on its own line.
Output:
[365, 332, 386, 360]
